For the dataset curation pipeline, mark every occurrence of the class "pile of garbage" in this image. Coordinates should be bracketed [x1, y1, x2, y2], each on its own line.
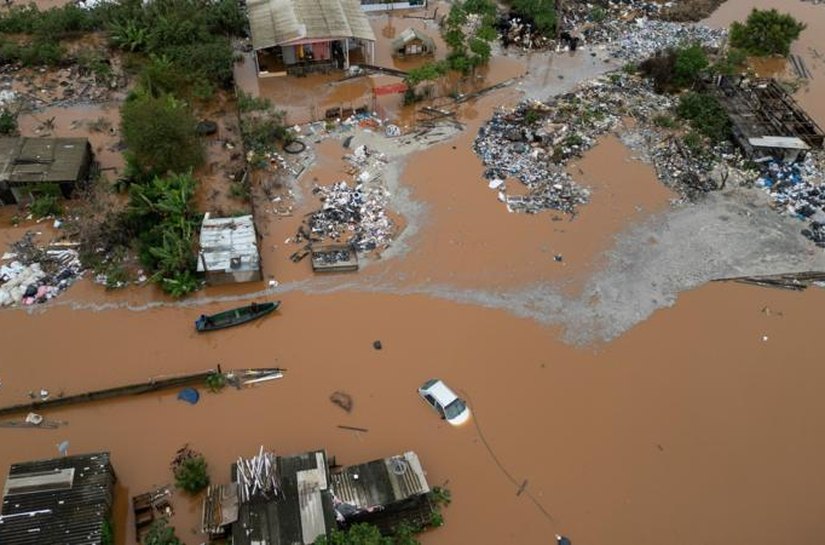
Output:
[0, 62, 125, 109]
[300, 181, 394, 252]
[755, 154, 825, 246]
[558, 0, 667, 48]
[0, 233, 82, 307]
[608, 18, 726, 62]
[474, 74, 674, 213]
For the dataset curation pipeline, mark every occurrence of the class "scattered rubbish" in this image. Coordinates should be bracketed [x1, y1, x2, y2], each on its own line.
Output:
[134, 485, 173, 541]
[556, 535, 572, 545]
[177, 388, 200, 405]
[385, 124, 401, 137]
[25, 413, 43, 425]
[196, 120, 219, 136]
[330, 391, 354, 413]
[554, 254, 563, 262]
[762, 335, 769, 342]
[373, 340, 383, 350]
[0, 233, 83, 307]
[516, 479, 528, 496]
[39, 389, 49, 401]
[283, 139, 307, 154]
[57, 440, 69, 456]
[311, 244, 359, 272]
[721, 272, 825, 291]
[343, 135, 354, 148]
[338, 425, 369, 433]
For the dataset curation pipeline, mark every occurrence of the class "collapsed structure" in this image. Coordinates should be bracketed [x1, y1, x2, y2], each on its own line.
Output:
[707, 76, 825, 163]
[202, 449, 435, 544]
[0, 452, 116, 545]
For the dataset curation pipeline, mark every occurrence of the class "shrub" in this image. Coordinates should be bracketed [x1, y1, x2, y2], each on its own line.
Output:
[509, 0, 556, 35]
[238, 90, 272, 113]
[676, 91, 731, 142]
[0, 108, 17, 135]
[143, 518, 182, 545]
[121, 91, 203, 176]
[171, 445, 209, 494]
[673, 44, 708, 86]
[729, 9, 805, 56]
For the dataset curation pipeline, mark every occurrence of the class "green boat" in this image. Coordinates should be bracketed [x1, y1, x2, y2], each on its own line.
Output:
[195, 301, 280, 332]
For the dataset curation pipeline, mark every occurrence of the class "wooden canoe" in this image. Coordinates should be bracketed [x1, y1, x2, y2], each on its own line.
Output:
[195, 301, 280, 332]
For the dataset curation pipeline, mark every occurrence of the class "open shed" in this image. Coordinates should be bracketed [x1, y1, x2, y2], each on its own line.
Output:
[0, 137, 92, 205]
[391, 28, 435, 57]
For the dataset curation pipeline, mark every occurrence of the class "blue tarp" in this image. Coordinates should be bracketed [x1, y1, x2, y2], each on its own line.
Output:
[177, 388, 200, 405]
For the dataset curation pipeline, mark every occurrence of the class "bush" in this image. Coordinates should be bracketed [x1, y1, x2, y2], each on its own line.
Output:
[0, 108, 17, 135]
[729, 9, 805, 56]
[640, 45, 707, 92]
[29, 185, 64, 218]
[171, 445, 209, 494]
[121, 91, 203, 176]
[676, 92, 730, 142]
[238, 91, 272, 113]
[143, 518, 182, 545]
[673, 44, 708, 86]
[509, 0, 556, 35]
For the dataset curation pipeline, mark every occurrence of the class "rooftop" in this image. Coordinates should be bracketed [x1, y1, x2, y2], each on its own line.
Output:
[247, 0, 375, 49]
[197, 214, 261, 275]
[0, 452, 115, 545]
[0, 137, 91, 185]
[392, 28, 435, 49]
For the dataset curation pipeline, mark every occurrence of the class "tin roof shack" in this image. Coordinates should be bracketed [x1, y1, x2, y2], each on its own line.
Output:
[331, 451, 434, 533]
[0, 137, 92, 205]
[197, 213, 262, 285]
[206, 450, 435, 543]
[224, 450, 336, 545]
[0, 452, 116, 545]
[707, 76, 824, 163]
[247, 0, 375, 77]
[391, 28, 435, 58]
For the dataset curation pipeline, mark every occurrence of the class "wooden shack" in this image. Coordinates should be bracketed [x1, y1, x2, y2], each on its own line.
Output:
[0, 452, 116, 545]
[197, 213, 262, 285]
[0, 137, 92, 205]
[391, 28, 435, 58]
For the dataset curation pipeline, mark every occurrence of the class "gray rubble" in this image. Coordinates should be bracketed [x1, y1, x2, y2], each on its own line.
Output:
[0, 232, 82, 307]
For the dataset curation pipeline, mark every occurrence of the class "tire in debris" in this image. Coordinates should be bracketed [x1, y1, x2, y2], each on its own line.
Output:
[196, 120, 218, 136]
[283, 139, 306, 154]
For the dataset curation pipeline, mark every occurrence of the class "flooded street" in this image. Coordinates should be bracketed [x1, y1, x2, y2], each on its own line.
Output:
[3, 1, 825, 545]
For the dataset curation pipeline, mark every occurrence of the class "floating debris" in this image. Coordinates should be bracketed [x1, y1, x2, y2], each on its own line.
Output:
[0, 233, 82, 307]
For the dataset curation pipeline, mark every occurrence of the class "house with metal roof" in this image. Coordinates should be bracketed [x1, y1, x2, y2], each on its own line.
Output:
[204, 449, 435, 544]
[247, 0, 376, 76]
[391, 28, 435, 58]
[0, 137, 92, 205]
[0, 452, 116, 545]
[197, 213, 262, 285]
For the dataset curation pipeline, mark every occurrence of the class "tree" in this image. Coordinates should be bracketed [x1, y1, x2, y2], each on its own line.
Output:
[673, 44, 708, 87]
[729, 9, 805, 56]
[143, 518, 182, 545]
[121, 91, 203, 176]
[314, 524, 392, 545]
[171, 445, 209, 494]
[676, 92, 731, 142]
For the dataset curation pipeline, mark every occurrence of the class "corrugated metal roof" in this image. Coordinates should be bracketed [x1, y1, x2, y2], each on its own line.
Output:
[248, 0, 376, 50]
[0, 452, 115, 545]
[330, 451, 429, 510]
[0, 137, 90, 184]
[748, 136, 811, 150]
[197, 214, 261, 275]
[391, 28, 435, 50]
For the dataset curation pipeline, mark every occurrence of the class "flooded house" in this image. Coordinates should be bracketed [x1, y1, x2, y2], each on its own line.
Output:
[0, 452, 116, 545]
[0, 137, 92, 205]
[391, 28, 436, 58]
[197, 213, 262, 285]
[708, 76, 824, 163]
[247, 0, 376, 77]
[202, 449, 434, 543]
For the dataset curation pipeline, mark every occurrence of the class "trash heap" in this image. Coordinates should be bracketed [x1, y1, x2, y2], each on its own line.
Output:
[558, 0, 667, 47]
[755, 154, 825, 246]
[301, 181, 394, 251]
[474, 74, 673, 213]
[608, 19, 726, 62]
[644, 132, 735, 199]
[0, 233, 82, 307]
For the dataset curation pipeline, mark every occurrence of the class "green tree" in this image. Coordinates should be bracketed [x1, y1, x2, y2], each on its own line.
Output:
[314, 524, 392, 545]
[673, 44, 708, 86]
[509, 0, 556, 35]
[143, 518, 182, 545]
[171, 446, 210, 494]
[121, 91, 203, 176]
[0, 108, 17, 135]
[729, 9, 805, 56]
[676, 92, 731, 142]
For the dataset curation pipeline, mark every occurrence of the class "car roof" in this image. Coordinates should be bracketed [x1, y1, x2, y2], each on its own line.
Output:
[422, 379, 459, 405]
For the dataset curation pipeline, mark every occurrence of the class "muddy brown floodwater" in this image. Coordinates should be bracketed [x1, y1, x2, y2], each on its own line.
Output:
[3, 2, 825, 545]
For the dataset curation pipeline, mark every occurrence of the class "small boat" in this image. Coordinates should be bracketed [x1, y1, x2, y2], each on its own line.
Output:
[195, 301, 280, 332]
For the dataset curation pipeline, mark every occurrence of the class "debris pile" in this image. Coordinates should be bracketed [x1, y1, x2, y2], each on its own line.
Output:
[236, 447, 280, 502]
[474, 74, 674, 213]
[293, 145, 395, 253]
[0, 233, 82, 307]
[755, 154, 825, 246]
[2, 62, 125, 109]
[608, 19, 726, 62]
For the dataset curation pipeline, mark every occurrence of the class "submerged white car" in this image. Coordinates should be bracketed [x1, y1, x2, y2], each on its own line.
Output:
[418, 379, 471, 426]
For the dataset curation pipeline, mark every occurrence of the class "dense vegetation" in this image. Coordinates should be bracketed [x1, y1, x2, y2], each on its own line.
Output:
[313, 523, 420, 545]
[676, 92, 731, 143]
[638, 44, 709, 92]
[143, 518, 183, 545]
[729, 9, 805, 56]
[171, 445, 210, 494]
[507, 0, 555, 35]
